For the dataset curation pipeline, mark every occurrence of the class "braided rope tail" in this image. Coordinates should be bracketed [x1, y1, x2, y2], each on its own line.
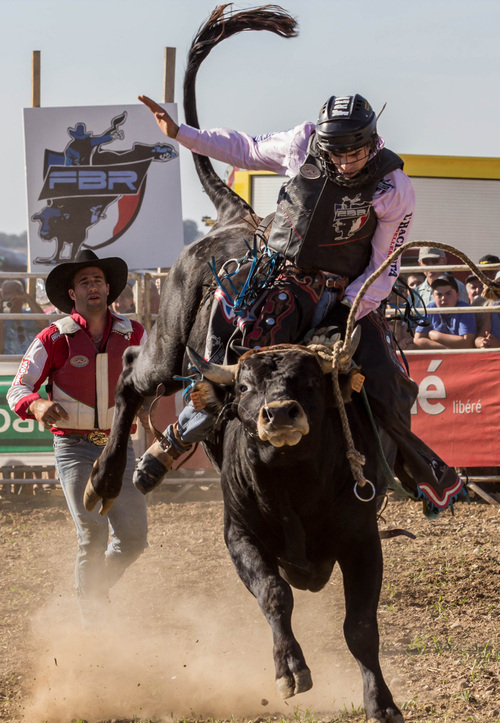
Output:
[325, 240, 500, 499]
[330, 338, 374, 499]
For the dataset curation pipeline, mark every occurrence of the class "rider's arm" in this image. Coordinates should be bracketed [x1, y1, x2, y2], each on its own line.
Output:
[176, 121, 315, 176]
[138, 95, 313, 175]
[343, 169, 416, 320]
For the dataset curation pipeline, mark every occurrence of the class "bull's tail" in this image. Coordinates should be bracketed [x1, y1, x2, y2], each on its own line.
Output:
[184, 4, 298, 225]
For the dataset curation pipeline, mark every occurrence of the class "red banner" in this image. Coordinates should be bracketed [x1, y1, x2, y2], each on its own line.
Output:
[407, 351, 500, 467]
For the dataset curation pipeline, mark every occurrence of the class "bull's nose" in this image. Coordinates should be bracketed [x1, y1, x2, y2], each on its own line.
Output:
[261, 400, 302, 426]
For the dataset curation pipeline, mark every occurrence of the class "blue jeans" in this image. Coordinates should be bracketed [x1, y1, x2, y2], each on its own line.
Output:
[166, 403, 216, 452]
[311, 287, 338, 328]
[54, 434, 148, 621]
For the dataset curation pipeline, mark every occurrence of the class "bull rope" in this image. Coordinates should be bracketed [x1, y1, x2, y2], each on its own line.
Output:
[312, 240, 500, 498]
[331, 344, 374, 499]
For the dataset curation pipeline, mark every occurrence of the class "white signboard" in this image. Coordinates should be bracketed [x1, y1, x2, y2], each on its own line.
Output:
[24, 103, 183, 271]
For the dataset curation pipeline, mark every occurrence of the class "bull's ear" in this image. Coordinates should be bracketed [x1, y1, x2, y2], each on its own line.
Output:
[186, 346, 237, 387]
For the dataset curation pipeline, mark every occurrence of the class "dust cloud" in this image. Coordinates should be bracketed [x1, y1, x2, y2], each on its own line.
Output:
[21, 570, 364, 722]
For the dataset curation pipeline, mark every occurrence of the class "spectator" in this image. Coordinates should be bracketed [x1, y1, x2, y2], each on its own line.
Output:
[111, 283, 136, 314]
[6, 250, 149, 628]
[475, 270, 500, 349]
[36, 277, 58, 314]
[465, 273, 486, 306]
[0, 279, 46, 354]
[406, 271, 425, 290]
[478, 253, 500, 279]
[463, 255, 500, 313]
[416, 247, 468, 306]
[413, 274, 476, 349]
[148, 280, 160, 315]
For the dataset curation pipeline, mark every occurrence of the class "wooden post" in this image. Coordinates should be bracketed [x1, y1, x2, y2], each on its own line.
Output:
[163, 47, 176, 103]
[160, 47, 176, 281]
[29, 51, 41, 292]
[32, 51, 41, 107]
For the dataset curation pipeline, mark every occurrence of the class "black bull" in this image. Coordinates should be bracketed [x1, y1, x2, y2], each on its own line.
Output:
[84, 272, 403, 721]
[84, 5, 404, 720]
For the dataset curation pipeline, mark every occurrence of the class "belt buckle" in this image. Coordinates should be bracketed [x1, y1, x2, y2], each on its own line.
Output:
[88, 431, 109, 446]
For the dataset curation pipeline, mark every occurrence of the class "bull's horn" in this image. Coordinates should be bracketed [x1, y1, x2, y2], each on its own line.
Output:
[338, 325, 362, 371]
[348, 325, 361, 355]
[186, 346, 237, 386]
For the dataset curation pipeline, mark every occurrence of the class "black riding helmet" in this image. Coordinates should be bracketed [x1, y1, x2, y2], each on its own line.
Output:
[315, 94, 379, 185]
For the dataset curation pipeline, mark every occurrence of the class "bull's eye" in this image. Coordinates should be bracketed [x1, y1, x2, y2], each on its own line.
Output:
[238, 383, 249, 393]
[308, 376, 321, 389]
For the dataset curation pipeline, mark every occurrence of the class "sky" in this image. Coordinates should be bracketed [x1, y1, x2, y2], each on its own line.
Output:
[1, 0, 500, 235]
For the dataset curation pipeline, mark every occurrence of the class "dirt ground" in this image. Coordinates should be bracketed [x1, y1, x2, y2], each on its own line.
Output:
[0, 481, 499, 723]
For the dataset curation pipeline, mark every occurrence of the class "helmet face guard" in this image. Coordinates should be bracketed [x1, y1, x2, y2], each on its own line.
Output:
[315, 95, 379, 186]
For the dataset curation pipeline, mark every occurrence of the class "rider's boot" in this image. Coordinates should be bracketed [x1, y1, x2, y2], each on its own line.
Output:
[133, 421, 192, 495]
[133, 380, 222, 495]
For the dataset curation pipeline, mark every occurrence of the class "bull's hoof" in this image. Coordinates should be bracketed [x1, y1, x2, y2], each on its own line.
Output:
[276, 667, 313, 699]
[276, 675, 294, 699]
[294, 668, 313, 694]
[83, 478, 100, 511]
[83, 479, 116, 515]
[366, 710, 404, 722]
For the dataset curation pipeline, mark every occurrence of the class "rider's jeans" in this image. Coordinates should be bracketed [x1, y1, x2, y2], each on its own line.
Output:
[165, 403, 216, 452]
[54, 434, 148, 624]
[311, 288, 338, 328]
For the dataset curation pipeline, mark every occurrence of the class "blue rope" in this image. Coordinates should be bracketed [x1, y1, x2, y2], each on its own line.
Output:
[173, 374, 199, 403]
[207, 239, 285, 319]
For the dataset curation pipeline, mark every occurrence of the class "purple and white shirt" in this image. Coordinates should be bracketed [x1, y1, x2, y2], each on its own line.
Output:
[177, 121, 415, 319]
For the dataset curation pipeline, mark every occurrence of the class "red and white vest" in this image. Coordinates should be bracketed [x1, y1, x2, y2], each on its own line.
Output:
[49, 315, 133, 431]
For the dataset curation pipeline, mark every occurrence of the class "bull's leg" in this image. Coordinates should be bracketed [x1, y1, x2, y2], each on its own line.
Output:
[225, 513, 312, 699]
[84, 348, 144, 514]
[338, 533, 404, 723]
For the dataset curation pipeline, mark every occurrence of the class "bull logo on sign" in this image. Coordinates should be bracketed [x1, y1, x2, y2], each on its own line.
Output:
[31, 112, 177, 264]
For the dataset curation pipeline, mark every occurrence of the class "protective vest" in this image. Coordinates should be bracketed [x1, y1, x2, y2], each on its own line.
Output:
[267, 135, 404, 278]
[48, 314, 133, 431]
